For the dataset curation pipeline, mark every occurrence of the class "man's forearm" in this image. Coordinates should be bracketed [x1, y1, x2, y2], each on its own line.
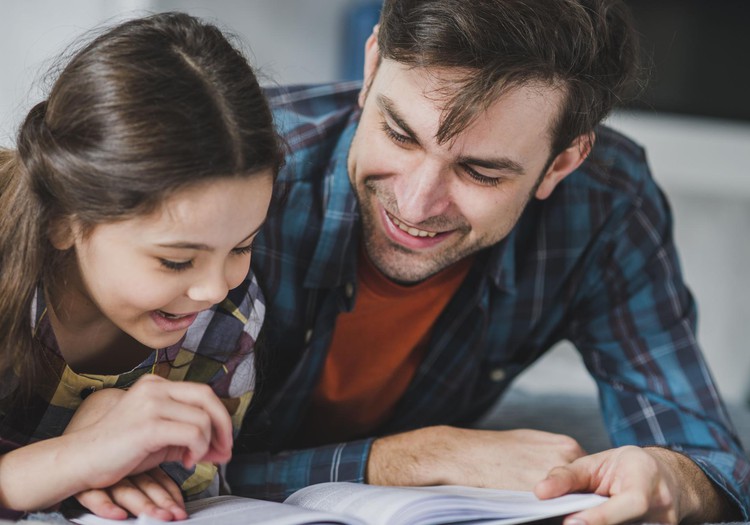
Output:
[367, 425, 586, 490]
[645, 447, 741, 523]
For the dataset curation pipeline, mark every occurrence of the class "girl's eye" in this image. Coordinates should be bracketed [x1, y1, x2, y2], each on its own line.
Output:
[462, 164, 501, 187]
[232, 244, 253, 256]
[381, 122, 414, 145]
[159, 259, 193, 272]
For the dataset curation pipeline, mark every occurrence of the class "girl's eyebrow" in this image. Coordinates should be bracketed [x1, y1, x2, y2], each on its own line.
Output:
[156, 220, 266, 251]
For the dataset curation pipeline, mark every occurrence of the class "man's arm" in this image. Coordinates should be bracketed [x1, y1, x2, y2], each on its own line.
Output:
[227, 426, 586, 500]
[367, 426, 585, 490]
[560, 136, 750, 521]
[226, 439, 373, 501]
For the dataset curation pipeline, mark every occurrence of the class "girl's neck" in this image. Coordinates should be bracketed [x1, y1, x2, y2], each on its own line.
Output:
[44, 262, 153, 375]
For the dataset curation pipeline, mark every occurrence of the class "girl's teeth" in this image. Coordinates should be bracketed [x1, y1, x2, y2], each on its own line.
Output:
[159, 311, 185, 319]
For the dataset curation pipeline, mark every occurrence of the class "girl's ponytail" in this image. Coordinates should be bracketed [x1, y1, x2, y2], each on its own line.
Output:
[0, 103, 54, 395]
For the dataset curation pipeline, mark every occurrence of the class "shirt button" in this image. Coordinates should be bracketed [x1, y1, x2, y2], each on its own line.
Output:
[304, 328, 313, 344]
[80, 386, 97, 399]
[489, 368, 506, 382]
[344, 282, 354, 298]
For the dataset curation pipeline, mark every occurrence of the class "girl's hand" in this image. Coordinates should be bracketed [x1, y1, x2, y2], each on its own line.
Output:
[67, 374, 233, 491]
[75, 468, 187, 521]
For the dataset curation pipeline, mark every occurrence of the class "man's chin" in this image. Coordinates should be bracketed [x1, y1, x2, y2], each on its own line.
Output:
[367, 250, 449, 285]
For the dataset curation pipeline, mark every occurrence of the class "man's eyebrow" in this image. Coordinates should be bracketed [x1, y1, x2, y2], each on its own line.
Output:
[458, 155, 526, 176]
[377, 94, 525, 176]
[156, 220, 266, 251]
[377, 95, 420, 142]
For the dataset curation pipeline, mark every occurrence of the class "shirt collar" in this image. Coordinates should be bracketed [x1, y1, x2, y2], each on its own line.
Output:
[303, 111, 361, 290]
[486, 229, 517, 293]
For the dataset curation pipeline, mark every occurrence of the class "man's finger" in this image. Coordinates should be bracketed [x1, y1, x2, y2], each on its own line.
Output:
[564, 491, 652, 525]
[535, 462, 594, 499]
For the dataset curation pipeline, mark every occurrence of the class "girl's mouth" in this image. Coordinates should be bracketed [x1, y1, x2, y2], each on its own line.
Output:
[150, 310, 199, 332]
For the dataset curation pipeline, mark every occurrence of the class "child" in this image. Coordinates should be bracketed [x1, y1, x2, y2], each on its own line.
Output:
[0, 12, 283, 521]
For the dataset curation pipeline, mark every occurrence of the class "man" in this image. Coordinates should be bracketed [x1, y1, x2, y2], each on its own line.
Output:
[228, 0, 750, 522]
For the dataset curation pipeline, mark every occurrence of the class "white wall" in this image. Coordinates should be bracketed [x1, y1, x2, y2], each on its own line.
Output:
[2, 1, 749, 404]
[0, 0, 156, 146]
[152, 0, 360, 85]
[0, 0, 363, 145]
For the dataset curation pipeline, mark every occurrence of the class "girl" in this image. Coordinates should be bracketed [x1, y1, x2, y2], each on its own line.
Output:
[0, 12, 283, 521]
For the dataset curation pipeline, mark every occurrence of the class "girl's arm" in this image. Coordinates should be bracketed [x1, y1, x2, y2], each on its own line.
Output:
[0, 430, 99, 510]
[0, 375, 232, 512]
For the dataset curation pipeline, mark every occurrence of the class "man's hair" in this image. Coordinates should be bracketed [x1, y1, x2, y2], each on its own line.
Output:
[378, 0, 641, 155]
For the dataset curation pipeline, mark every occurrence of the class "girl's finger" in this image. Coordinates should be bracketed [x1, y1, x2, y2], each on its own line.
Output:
[129, 471, 187, 521]
[76, 488, 128, 520]
[133, 378, 233, 458]
[107, 478, 175, 521]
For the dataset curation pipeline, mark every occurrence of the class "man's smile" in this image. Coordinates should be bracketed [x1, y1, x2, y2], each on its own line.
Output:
[385, 211, 438, 238]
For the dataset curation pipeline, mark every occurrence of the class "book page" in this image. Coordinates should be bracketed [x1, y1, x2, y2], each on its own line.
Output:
[285, 482, 607, 525]
[70, 495, 363, 525]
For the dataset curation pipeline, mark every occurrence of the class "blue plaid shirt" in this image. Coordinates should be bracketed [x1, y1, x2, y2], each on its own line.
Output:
[227, 82, 750, 517]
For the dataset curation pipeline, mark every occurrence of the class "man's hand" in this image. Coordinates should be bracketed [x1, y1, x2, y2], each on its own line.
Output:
[534, 445, 738, 524]
[367, 425, 585, 490]
[75, 468, 187, 521]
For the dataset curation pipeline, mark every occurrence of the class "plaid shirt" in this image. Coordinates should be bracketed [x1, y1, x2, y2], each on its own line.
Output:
[227, 82, 750, 517]
[0, 272, 264, 503]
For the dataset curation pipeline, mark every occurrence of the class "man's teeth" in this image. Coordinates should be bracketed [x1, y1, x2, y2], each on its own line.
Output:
[389, 214, 437, 238]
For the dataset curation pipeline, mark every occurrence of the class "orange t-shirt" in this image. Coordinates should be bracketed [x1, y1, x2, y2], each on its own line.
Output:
[299, 247, 473, 446]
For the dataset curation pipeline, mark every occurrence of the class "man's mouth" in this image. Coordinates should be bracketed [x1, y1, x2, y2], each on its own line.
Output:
[386, 211, 437, 238]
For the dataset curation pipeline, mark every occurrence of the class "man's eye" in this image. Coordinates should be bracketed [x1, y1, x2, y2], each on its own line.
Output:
[462, 165, 501, 187]
[159, 259, 193, 272]
[381, 122, 413, 145]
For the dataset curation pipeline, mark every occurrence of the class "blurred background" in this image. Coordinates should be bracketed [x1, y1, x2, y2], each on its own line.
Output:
[1, 1, 749, 407]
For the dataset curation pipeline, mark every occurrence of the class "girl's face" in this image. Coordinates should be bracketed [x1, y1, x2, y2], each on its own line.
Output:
[61, 173, 273, 351]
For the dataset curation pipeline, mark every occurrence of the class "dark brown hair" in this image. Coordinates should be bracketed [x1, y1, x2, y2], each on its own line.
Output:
[0, 12, 284, 391]
[377, 0, 641, 156]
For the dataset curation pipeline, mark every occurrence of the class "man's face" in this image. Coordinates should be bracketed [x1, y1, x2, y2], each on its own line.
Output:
[347, 56, 575, 283]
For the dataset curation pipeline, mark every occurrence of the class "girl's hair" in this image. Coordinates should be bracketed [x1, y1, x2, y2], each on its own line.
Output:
[0, 12, 284, 391]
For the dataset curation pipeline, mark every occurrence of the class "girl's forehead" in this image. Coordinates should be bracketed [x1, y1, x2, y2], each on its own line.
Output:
[114, 174, 273, 239]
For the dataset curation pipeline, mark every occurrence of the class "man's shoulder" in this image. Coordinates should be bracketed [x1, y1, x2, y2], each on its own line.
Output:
[570, 124, 656, 201]
[537, 125, 670, 245]
[265, 82, 361, 185]
[265, 81, 361, 132]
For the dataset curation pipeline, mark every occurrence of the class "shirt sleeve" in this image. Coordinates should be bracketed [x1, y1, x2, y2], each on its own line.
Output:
[225, 438, 373, 501]
[568, 176, 750, 518]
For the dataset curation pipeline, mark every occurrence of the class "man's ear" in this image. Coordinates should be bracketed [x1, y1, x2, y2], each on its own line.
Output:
[535, 132, 594, 200]
[358, 25, 381, 108]
[48, 216, 77, 251]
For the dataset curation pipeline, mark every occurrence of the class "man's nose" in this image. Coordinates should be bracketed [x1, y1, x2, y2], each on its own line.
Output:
[393, 156, 451, 224]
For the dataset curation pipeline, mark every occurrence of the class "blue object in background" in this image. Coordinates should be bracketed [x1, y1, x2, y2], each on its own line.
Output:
[341, 0, 383, 80]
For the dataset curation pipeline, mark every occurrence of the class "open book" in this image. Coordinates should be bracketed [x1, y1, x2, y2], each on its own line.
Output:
[71, 482, 607, 525]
